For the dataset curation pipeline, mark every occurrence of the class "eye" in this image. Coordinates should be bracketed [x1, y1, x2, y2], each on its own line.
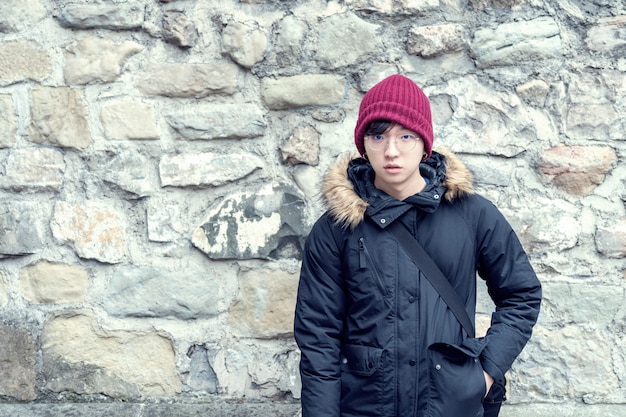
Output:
[372, 134, 385, 141]
[399, 134, 417, 141]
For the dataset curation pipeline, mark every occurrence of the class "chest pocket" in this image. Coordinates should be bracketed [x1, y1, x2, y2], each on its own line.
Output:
[357, 237, 388, 297]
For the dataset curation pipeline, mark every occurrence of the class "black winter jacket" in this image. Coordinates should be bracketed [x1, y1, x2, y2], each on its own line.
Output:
[294, 151, 542, 417]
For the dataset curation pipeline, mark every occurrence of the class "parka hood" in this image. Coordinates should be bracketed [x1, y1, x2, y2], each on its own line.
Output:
[322, 150, 474, 229]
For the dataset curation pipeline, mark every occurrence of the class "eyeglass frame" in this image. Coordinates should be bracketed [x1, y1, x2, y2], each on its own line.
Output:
[364, 133, 423, 152]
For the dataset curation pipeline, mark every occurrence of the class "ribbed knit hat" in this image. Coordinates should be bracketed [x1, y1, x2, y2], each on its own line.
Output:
[354, 74, 434, 158]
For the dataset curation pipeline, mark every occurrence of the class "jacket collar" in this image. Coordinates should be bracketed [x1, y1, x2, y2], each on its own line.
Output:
[322, 150, 474, 230]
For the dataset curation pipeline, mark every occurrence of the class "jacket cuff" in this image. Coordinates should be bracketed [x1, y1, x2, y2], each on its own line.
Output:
[480, 355, 505, 385]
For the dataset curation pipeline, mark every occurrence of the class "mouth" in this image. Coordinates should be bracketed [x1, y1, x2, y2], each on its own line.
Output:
[384, 164, 402, 173]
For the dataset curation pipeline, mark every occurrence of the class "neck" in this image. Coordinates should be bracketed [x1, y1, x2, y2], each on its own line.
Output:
[375, 175, 427, 201]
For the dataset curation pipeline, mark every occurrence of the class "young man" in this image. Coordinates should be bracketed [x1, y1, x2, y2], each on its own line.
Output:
[294, 74, 542, 417]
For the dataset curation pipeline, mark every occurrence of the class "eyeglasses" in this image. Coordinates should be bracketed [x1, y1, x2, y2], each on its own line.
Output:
[364, 134, 421, 151]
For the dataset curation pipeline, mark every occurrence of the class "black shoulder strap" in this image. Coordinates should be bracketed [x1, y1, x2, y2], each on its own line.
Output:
[386, 220, 475, 337]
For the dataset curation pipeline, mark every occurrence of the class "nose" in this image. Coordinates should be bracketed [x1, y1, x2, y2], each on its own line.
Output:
[384, 137, 400, 157]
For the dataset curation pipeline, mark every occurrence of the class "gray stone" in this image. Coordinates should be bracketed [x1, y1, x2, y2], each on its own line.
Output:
[162, 10, 197, 48]
[159, 152, 263, 187]
[103, 265, 230, 319]
[57, 3, 145, 30]
[0, 0, 46, 33]
[0, 94, 16, 148]
[0, 270, 7, 307]
[50, 201, 127, 264]
[0, 402, 302, 417]
[461, 155, 513, 187]
[0, 325, 37, 400]
[516, 79, 550, 107]
[261, 74, 345, 110]
[399, 0, 439, 11]
[186, 344, 218, 393]
[100, 100, 159, 140]
[0, 202, 47, 257]
[586, 16, 626, 55]
[64, 36, 143, 85]
[0, 147, 65, 191]
[28, 86, 92, 150]
[166, 103, 266, 140]
[407, 23, 468, 58]
[539, 282, 623, 327]
[595, 219, 626, 258]
[147, 198, 187, 242]
[503, 197, 580, 253]
[137, 62, 239, 98]
[270, 15, 308, 66]
[471, 17, 562, 68]
[44, 357, 141, 399]
[42, 311, 181, 397]
[192, 183, 307, 260]
[207, 341, 300, 400]
[316, 13, 382, 69]
[222, 21, 268, 68]
[510, 326, 618, 403]
[347, 0, 394, 12]
[431, 76, 551, 156]
[89, 150, 158, 198]
[280, 123, 320, 166]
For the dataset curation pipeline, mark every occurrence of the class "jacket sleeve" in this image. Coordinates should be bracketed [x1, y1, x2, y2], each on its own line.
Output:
[294, 214, 346, 417]
[474, 196, 542, 385]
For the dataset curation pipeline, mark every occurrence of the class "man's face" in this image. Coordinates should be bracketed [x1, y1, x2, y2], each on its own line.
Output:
[364, 122, 426, 201]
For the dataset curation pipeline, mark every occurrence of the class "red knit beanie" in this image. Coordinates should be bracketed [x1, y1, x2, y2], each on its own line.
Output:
[354, 74, 434, 158]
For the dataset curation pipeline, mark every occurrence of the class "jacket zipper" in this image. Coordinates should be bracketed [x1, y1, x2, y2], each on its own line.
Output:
[358, 237, 388, 296]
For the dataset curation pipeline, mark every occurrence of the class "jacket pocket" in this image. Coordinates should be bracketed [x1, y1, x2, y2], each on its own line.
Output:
[341, 343, 383, 376]
[426, 338, 487, 417]
[358, 238, 388, 297]
[340, 343, 387, 416]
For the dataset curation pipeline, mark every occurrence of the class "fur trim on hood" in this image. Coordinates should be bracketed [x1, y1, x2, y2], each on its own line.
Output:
[322, 149, 474, 229]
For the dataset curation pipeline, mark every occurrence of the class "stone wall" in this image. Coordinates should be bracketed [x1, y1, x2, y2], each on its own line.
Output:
[0, 0, 625, 415]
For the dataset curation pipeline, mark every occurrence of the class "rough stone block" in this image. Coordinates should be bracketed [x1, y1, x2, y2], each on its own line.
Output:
[0, 147, 65, 191]
[101, 100, 159, 140]
[586, 16, 626, 55]
[0, 325, 37, 400]
[137, 62, 239, 98]
[104, 265, 231, 319]
[28, 86, 92, 150]
[57, 3, 145, 29]
[42, 311, 181, 398]
[0, 202, 47, 257]
[192, 183, 307, 260]
[471, 17, 562, 68]
[595, 219, 626, 258]
[222, 21, 267, 68]
[166, 103, 266, 140]
[64, 36, 143, 85]
[159, 152, 263, 187]
[0, 40, 52, 85]
[229, 268, 299, 338]
[50, 201, 127, 264]
[0, 94, 16, 147]
[280, 123, 320, 166]
[316, 13, 382, 69]
[19, 261, 89, 304]
[0, 0, 46, 33]
[539, 145, 617, 196]
[261, 74, 345, 110]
